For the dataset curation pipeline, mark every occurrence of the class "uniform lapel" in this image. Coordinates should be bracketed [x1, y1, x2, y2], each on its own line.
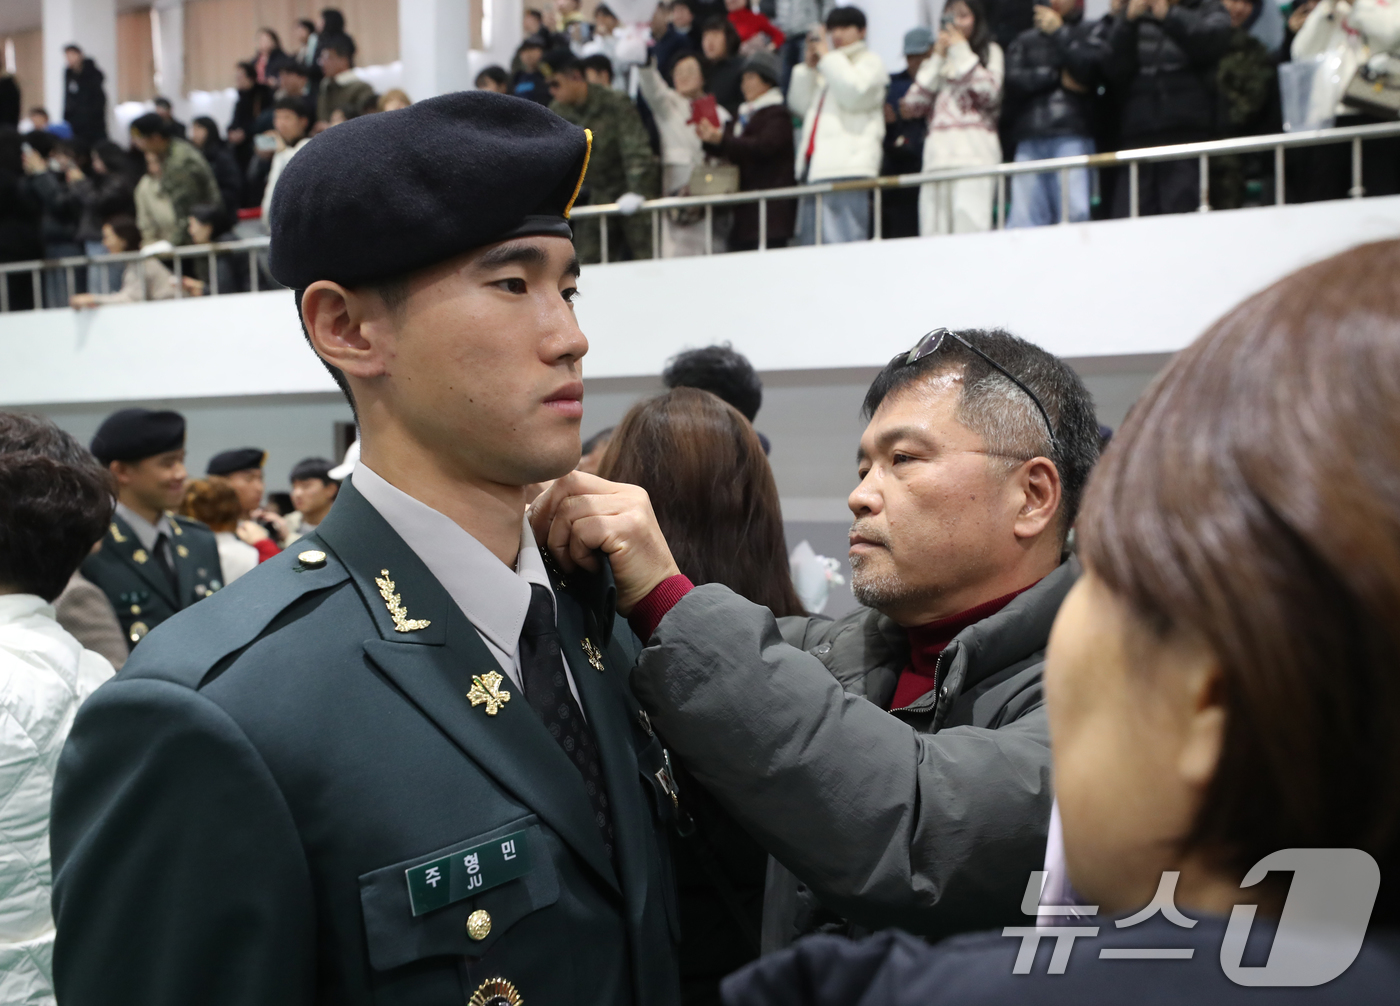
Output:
[317, 482, 621, 893]
[107, 514, 178, 608]
[557, 591, 650, 920]
[165, 515, 197, 606]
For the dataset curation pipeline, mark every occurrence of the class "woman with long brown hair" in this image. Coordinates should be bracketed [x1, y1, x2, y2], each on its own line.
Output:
[600, 386, 804, 618]
[722, 243, 1400, 1003]
[601, 386, 803, 1005]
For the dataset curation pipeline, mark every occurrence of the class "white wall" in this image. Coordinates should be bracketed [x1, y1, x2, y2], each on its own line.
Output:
[5, 195, 1400, 408]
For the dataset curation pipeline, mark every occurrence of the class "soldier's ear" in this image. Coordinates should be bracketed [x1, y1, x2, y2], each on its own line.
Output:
[302, 282, 389, 382]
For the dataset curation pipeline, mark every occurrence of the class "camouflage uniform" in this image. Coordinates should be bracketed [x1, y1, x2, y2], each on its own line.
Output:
[1211, 29, 1277, 209]
[552, 84, 660, 263]
[159, 138, 223, 244]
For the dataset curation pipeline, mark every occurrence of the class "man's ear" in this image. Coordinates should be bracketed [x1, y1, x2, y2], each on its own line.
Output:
[1012, 457, 1062, 541]
[302, 282, 391, 381]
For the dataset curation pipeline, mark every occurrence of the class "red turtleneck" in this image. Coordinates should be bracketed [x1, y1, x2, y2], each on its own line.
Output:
[887, 583, 1039, 711]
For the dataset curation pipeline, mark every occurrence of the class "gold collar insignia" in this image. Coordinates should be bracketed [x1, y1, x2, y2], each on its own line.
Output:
[374, 569, 431, 632]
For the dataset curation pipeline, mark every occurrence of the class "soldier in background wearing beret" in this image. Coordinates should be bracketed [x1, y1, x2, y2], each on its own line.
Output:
[52, 93, 682, 1006]
[207, 445, 287, 554]
[80, 408, 224, 646]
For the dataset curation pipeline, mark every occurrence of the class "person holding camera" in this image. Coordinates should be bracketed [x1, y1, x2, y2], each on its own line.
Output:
[1101, 0, 1231, 216]
[790, 6, 889, 244]
[901, 0, 1004, 235]
[1004, 0, 1105, 226]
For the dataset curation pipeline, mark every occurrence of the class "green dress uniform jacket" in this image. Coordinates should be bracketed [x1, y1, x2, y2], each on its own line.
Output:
[551, 84, 660, 264]
[51, 481, 684, 1006]
[79, 512, 223, 647]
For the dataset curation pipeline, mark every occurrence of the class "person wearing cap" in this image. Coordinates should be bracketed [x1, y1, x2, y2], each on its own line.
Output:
[51, 92, 682, 1006]
[879, 27, 934, 239]
[207, 447, 284, 558]
[79, 408, 224, 647]
[695, 50, 796, 251]
[284, 456, 341, 543]
[549, 53, 660, 264]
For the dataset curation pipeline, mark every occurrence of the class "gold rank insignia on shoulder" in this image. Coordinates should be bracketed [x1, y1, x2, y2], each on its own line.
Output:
[469, 977, 522, 1006]
[132, 548, 148, 564]
[375, 569, 431, 632]
[110, 522, 127, 543]
[467, 672, 511, 716]
[582, 638, 605, 672]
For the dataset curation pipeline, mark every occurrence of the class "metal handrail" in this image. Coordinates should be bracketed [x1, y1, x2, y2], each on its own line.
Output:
[4, 120, 1398, 306]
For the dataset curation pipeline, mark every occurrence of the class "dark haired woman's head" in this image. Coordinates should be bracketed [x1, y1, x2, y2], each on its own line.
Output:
[1051, 239, 1400, 924]
[942, 0, 993, 65]
[599, 388, 805, 617]
[191, 116, 223, 151]
[102, 214, 142, 253]
[0, 413, 113, 601]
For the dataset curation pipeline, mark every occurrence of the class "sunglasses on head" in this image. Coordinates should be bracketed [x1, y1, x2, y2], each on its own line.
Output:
[903, 328, 1059, 452]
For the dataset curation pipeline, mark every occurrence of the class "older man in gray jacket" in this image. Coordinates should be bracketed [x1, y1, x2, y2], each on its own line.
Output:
[533, 328, 1101, 946]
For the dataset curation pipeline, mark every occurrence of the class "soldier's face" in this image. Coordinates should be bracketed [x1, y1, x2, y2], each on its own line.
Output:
[1045, 571, 1224, 915]
[848, 373, 1053, 625]
[291, 477, 339, 521]
[113, 449, 188, 514]
[343, 236, 588, 489]
[225, 468, 265, 514]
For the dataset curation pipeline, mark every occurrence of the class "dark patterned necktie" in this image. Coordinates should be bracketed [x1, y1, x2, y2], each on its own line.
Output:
[153, 532, 178, 593]
[520, 583, 615, 859]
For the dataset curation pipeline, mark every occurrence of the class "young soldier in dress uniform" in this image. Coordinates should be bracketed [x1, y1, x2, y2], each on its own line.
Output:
[81, 408, 224, 646]
[52, 93, 683, 1006]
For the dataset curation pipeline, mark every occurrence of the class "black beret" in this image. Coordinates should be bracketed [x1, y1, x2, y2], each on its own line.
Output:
[207, 448, 267, 476]
[90, 409, 185, 465]
[289, 456, 337, 483]
[268, 91, 592, 289]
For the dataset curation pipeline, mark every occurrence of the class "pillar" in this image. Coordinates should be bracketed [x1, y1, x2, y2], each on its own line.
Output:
[151, 0, 185, 119]
[399, 0, 475, 101]
[42, 0, 117, 137]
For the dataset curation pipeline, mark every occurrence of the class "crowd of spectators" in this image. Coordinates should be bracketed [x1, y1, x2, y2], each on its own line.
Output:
[0, 9, 415, 308]
[3, 0, 1400, 305]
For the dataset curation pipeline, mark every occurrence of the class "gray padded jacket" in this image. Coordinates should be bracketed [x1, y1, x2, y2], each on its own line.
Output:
[630, 559, 1078, 947]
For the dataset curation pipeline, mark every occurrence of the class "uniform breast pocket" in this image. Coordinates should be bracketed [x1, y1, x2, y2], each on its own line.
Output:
[358, 815, 560, 973]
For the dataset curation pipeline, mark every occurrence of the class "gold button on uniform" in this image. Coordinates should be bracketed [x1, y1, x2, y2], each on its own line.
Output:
[298, 550, 327, 568]
[129, 604, 141, 615]
[466, 909, 492, 941]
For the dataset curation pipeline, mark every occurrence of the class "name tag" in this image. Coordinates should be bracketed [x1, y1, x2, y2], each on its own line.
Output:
[404, 830, 531, 917]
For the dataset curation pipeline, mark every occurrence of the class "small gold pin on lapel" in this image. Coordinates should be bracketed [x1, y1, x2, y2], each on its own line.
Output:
[166, 515, 183, 536]
[582, 638, 605, 672]
[132, 548, 148, 564]
[469, 977, 522, 1006]
[110, 522, 127, 543]
[298, 549, 327, 569]
[375, 569, 431, 632]
[467, 671, 511, 716]
[176, 544, 189, 558]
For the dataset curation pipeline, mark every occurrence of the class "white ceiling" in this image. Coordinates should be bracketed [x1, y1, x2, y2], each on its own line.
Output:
[2, 0, 153, 39]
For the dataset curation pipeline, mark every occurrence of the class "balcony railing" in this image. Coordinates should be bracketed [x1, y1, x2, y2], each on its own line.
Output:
[4, 119, 1398, 312]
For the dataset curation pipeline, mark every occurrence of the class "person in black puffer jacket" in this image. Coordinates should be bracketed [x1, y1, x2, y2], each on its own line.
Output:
[1102, 0, 1231, 216]
[1005, 0, 1107, 226]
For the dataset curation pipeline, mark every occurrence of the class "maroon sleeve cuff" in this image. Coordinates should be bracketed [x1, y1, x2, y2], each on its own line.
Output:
[253, 538, 281, 563]
[627, 574, 694, 642]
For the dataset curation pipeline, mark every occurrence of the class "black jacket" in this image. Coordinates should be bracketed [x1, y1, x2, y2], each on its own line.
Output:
[53, 482, 683, 1006]
[722, 920, 1400, 1006]
[63, 58, 108, 143]
[199, 140, 242, 218]
[703, 57, 745, 118]
[1102, 0, 1233, 141]
[25, 171, 81, 247]
[1004, 13, 1104, 145]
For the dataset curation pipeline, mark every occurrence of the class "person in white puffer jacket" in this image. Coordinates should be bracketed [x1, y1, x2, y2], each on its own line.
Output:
[0, 413, 117, 1005]
[790, 5, 889, 243]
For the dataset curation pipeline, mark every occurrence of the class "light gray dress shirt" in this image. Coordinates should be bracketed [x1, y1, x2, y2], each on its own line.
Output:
[351, 463, 584, 712]
[114, 501, 176, 553]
